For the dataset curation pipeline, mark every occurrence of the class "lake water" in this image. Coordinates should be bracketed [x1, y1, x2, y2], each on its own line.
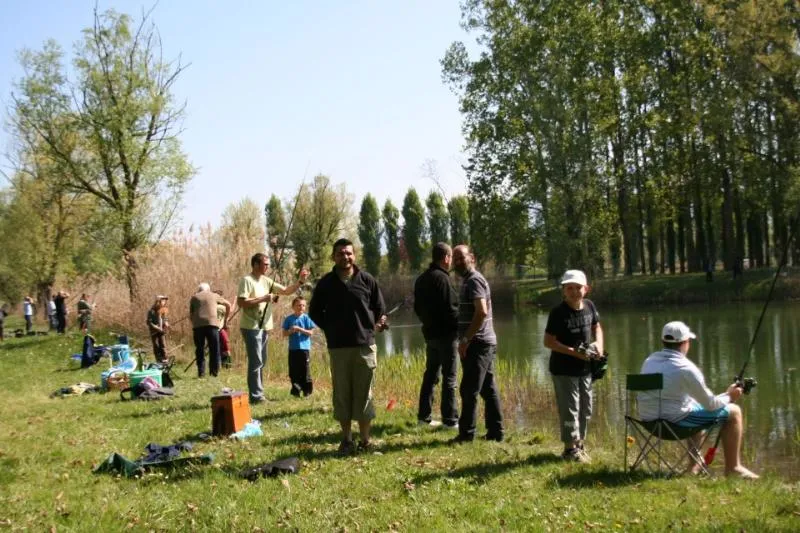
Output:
[379, 302, 800, 476]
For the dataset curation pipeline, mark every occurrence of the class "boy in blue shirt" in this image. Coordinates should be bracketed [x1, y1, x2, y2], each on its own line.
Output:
[282, 296, 316, 396]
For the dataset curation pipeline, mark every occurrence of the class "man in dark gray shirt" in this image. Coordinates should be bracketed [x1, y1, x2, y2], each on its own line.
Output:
[450, 244, 504, 443]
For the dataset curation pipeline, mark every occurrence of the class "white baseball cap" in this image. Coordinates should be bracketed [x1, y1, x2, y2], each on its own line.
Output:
[661, 321, 697, 343]
[560, 269, 588, 286]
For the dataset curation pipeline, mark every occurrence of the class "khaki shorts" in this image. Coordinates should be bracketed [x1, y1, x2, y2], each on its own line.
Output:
[329, 344, 377, 422]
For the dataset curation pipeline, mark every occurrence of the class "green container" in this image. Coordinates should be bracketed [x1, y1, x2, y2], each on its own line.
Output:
[129, 368, 162, 389]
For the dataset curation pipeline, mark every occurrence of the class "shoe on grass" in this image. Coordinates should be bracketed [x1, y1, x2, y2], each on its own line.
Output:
[562, 447, 591, 463]
[356, 440, 375, 454]
[337, 440, 355, 457]
[418, 419, 443, 428]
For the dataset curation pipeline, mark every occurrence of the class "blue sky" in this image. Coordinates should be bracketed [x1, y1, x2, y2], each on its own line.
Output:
[0, 1, 475, 230]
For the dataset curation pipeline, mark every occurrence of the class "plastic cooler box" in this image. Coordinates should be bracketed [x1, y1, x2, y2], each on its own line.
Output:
[129, 368, 163, 389]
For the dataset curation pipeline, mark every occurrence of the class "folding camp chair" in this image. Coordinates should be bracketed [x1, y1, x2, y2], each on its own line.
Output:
[625, 373, 723, 476]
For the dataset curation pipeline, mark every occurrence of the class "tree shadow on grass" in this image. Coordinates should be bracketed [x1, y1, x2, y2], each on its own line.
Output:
[547, 466, 654, 489]
[1, 336, 53, 351]
[254, 405, 329, 423]
[411, 452, 563, 486]
[120, 401, 211, 419]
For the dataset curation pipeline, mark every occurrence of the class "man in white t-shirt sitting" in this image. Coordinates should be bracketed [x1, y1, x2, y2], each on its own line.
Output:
[639, 321, 758, 479]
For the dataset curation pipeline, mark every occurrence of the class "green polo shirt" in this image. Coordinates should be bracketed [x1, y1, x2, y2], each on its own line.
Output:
[237, 274, 285, 330]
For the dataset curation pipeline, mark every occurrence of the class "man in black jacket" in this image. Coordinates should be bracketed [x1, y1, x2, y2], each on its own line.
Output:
[413, 242, 459, 428]
[309, 238, 387, 456]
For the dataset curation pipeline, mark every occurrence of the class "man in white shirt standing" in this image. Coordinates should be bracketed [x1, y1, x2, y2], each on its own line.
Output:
[640, 321, 758, 479]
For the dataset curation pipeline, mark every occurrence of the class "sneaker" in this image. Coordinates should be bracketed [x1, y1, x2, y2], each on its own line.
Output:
[356, 440, 374, 454]
[250, 396, 266, 405]
[442, 422, 459, 430]
[482, 433, 504, 442]
[418, 419, 443, 428]
[562, 447, 590, 463]
[448, 434, 474, 445]
[337, 440, 355, 457]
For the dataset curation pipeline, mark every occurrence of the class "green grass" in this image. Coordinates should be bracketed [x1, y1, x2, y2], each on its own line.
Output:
[1, 322, 798, 531]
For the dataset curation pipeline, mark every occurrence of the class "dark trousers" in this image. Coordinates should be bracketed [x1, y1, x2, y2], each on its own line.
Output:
[288, 349, 313, 396]
[56, 313, 66, 334]
[151, 333, 166, 362]
[193, 325, 221, 377]
[458, 341, 503, 440]
[417, 337, 459, 425]
[25, 315, 33, 333]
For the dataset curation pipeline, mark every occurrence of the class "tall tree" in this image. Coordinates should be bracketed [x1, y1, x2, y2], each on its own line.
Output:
[448, 195, 470, 245]
[426, 191, 450, 245]
[290, 174, 355, 277]
[358, 194, 382, 276]
[10, 8, 195, 299]
[401, 188, 427, 272]
[220, 198, 264, 256]
[265, 193, 287, 269]
[382, 199, 401, 274]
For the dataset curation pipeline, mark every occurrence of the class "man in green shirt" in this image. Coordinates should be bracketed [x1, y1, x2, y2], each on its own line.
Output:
[237, 252, 308, 403]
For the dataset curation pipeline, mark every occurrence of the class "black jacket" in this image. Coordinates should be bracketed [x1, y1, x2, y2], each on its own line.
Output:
[309, 265, 386, 349]
[413, 262, 458, 340]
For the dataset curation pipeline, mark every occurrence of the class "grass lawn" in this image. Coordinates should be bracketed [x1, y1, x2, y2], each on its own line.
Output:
[1, 322, 798, 531]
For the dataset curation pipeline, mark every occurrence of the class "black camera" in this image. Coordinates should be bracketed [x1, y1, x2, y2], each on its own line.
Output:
[577, 342, 609, 382]
[735, 376, 757, 395]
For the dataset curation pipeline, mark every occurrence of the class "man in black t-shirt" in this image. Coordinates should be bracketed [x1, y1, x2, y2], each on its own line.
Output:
[54, 291, 69, 334]
[544, 270, 604, 462]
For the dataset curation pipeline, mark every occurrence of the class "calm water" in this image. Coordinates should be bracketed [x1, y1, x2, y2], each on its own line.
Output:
[379, 302, 800, 476]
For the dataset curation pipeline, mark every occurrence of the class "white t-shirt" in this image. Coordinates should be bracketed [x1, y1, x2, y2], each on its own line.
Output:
[23, 301, 33, 316]
[638, 348, 730, 422]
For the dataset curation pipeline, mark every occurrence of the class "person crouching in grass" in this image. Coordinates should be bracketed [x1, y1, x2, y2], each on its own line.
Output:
[282, 296, 316, 396]
[543, 269, 604, 463]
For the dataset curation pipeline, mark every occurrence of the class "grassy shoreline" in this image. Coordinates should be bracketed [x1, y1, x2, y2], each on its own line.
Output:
[1, 323, 798, 531]
[517, 268, 800, 309]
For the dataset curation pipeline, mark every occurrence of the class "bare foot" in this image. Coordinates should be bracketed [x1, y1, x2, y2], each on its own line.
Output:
[726, 466, 760, 479]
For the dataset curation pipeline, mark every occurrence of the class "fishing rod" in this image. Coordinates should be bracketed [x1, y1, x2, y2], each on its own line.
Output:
[704, 216, 798, 466]
[258, 169, 309, 330]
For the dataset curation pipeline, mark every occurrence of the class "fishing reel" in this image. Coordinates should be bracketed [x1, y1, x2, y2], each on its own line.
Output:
[577, 342, 609, 382]
[735, 376, 757, 395]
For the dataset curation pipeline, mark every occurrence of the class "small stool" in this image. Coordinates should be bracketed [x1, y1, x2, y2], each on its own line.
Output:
[211, 392, 251, 436]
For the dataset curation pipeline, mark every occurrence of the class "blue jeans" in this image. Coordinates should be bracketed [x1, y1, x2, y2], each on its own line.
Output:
[241, 328, 268, 401]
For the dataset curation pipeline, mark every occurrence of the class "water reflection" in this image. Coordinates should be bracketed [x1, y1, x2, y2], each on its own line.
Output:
[380, 303, 800, 474]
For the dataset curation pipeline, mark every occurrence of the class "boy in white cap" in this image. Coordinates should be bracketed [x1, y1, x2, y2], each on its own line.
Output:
[543, 269, 604, 462]
[639, 321, 758, 479]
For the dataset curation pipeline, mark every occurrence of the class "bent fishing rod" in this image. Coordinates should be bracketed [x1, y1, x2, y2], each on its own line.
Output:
[705, 215, 798, 466]
[258, 171, 309, 330]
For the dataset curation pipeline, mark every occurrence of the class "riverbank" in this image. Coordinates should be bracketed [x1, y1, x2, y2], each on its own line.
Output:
[0, 326, 797, 530]
[518, 267, 800, 308]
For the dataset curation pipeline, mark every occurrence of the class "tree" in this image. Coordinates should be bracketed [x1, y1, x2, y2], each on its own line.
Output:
[382, 199, 401, 274]
[401, 188, 427, 272]
[426, 191, 450, 245]
[220, 198, 264, 255]
[265, 194, 287, 270]
[448, 195, 470, 245]
[358, 194, 382, 275]
[290, 174, 355, 278]
[10, 8, 195, 299]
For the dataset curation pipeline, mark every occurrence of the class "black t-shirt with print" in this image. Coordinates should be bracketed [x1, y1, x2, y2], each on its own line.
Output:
[545, 299, 600, 376]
